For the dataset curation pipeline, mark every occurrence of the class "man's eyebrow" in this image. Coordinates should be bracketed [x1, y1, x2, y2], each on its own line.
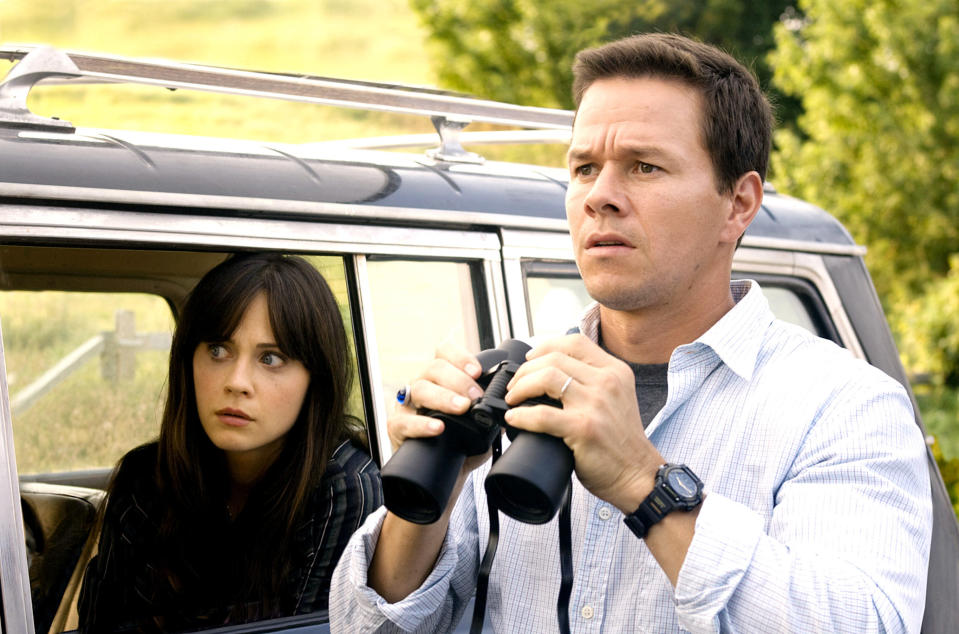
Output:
[567, 145, 672, 162]
[622, 144, 672, 160]
[566, 148, 593, 162]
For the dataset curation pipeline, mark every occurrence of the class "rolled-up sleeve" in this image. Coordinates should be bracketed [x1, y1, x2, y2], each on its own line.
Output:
[675, 377, 932, 634]
[329, 472, 483, 633]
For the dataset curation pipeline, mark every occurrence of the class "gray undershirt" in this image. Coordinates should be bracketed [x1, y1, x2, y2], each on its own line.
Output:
[627, 361, 669, 428]
[599, 336, 669, 428]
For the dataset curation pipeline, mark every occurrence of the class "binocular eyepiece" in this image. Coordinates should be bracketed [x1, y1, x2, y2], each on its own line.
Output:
[381, 339, 574, 525]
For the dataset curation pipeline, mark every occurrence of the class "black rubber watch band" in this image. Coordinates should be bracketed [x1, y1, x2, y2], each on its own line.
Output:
[623, 464, 703, 539]
[624, 489, 671, 538]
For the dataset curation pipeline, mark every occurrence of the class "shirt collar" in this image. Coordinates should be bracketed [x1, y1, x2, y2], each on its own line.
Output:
[690, 279, 771, 381]
[577, 279, 773, 381]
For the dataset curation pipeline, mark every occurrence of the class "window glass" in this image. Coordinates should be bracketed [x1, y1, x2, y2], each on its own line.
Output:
[304, 255, 366, 425]
[0, 254, 363, 476]
[1, 250, 361, 632]
[526, 274, 591, 336]
[1, 291, 173, 474]
[761, 286, 819, 334]
[526, 270, 825, 339]
[365, 259, 483, 415]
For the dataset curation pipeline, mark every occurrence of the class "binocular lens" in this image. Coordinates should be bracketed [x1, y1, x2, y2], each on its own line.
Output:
[485, 431, 574, 524]
[381, 434, 466, 524]
[380, 338, 574, 526]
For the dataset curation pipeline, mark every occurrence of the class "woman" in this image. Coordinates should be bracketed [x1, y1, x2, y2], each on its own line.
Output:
[78, 253, 383, 631]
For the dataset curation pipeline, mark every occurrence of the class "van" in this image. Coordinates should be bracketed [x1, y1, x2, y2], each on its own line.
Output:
[0, 44, 956, 633]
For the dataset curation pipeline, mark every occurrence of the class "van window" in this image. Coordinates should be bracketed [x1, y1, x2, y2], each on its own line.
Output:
[763, 286, 819, 334]
[1, 291, 173, 474]
[524, 263, 836, 341]
[526, 274, 592, 336]
[303, 255, 366, 424]
[0, 253, 364, 477]
[365, 258, 488, 416]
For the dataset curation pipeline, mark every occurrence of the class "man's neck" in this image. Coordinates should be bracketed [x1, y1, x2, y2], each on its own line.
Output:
[598, 285, 736, 365]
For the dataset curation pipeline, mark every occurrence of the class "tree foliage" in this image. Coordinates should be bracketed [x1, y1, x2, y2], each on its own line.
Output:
[409, 0, 796, 114]
[893, 256, 959, 387]
[770, 0, 959, 300]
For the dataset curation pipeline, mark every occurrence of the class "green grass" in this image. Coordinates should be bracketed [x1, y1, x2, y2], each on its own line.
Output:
[1, 292, 173, 473]
[919, 386, 959, 461]
[0, 0, 438, 142]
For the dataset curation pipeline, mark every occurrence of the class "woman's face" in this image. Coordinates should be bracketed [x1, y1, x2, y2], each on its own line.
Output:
[192, 292, 310, 476]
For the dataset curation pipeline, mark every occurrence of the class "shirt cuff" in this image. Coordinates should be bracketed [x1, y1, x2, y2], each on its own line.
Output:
[347, 506, 461, 632]
[674, 493, 763, 632]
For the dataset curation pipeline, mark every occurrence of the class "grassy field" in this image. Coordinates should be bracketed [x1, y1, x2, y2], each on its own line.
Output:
[0, 0, 439, 141]
[0, 0, 566, 164]
[1, 292, 173, 473]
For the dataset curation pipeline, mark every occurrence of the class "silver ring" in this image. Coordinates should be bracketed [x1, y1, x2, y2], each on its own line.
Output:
[396, 384, 412, 406]
[559, 375, 573, 399]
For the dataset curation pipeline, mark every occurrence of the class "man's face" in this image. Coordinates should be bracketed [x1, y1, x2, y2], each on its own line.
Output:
[566, 77, 736, 314]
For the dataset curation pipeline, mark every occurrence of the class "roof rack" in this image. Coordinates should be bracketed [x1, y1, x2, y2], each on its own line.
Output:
[0, 43, 573, 162]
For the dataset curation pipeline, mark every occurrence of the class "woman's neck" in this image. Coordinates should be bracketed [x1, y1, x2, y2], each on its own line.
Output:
[223, 446, 280, 517]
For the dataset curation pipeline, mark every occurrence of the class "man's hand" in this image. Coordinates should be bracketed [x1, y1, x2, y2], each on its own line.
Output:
[503, 333, 664, 514]
[371, 341, 491, 603]
[387, 341, 492, 478]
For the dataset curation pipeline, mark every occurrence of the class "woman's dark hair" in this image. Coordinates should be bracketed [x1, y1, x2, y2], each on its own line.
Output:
[153, 253, 360, 622]
[572, 33, 773, 194]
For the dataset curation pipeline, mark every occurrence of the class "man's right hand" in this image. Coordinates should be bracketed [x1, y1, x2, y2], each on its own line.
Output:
[370, 342, 489, 602]
[387, 341, 491, 479]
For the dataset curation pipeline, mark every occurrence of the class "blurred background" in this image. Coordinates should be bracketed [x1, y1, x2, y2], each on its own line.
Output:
[1, 0, 957, 516]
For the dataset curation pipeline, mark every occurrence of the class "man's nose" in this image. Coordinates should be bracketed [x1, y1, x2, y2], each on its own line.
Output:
[582, 168, 625, 216]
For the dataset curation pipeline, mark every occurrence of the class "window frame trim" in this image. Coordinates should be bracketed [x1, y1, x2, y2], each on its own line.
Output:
[353, 254, 507, 464]
[0, 319, 38, 634]
[503, 244, 867, 361]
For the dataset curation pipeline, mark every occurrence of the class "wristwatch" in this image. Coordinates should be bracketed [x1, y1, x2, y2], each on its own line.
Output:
[623, 463, 703, 539]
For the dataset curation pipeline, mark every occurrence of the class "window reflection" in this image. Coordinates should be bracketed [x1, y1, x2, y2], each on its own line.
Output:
[365, 259, 483, 418]
[525, 275, 591, 336]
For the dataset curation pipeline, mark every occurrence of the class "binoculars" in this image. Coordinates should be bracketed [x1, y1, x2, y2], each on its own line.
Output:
[381, 339, 574, 525]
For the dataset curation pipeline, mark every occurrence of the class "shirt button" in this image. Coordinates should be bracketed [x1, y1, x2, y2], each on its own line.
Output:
[581, 605, 594, 619]
[598, 506, 612, 520]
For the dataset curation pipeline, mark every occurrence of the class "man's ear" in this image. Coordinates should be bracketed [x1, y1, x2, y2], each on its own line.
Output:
[722, 171, 763, 245]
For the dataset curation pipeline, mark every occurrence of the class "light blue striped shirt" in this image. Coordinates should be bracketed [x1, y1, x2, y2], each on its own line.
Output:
[330, 280, 932, 633]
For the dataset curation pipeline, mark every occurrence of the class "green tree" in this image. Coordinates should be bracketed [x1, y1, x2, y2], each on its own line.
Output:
[771, 0, 959, 498]
[770, 0, 959, 299]
[409, 0, 797, 116]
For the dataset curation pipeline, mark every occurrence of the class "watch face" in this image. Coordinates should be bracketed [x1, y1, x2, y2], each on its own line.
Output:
[666, 469, 699, 501]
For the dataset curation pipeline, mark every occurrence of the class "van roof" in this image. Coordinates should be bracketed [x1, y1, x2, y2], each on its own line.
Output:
[0, 126, 856, 250]
[0, 43, 857, 252]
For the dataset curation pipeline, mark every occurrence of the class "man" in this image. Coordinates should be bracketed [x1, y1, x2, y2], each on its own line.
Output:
[329, 33, 931, 632]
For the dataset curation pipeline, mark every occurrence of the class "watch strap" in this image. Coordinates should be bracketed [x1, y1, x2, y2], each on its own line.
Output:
[623, 486, 675, 539]
[623, 463, 703, 539]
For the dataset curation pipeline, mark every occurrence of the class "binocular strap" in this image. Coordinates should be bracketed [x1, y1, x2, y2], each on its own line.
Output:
[469, 434, 575, 634]
[557, 485, 574, 634]
[470, 436, 502, 634]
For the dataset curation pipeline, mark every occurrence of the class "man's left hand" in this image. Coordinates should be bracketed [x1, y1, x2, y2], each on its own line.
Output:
[504, 333, 664, 513]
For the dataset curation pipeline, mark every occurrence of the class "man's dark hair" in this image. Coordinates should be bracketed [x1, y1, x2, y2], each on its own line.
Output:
[572, 33, 773, 194]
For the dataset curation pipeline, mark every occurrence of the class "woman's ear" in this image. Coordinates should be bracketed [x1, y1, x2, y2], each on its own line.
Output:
[721, 171, 763, 245]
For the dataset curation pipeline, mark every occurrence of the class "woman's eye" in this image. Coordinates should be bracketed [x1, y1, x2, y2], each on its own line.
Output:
[208, 343, 226, 359]
[261, 351, 286, 367]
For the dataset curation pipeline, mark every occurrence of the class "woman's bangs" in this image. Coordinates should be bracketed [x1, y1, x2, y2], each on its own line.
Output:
[194, 282, 258, 344]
